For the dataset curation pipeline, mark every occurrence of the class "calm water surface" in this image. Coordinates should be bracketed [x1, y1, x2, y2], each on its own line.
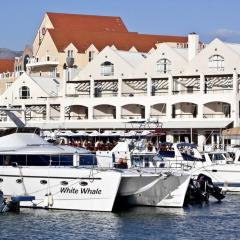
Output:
[0, 195, 240, 240]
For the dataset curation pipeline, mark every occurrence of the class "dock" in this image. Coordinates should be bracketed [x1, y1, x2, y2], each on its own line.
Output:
[0, 191, 35, 213]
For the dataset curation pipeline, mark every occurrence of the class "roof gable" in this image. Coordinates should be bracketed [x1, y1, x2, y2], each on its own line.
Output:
[184, 38, 240, 74]
[73, 46, 139, 80]
[49, 29, 188, 53]
[134, 43, 188, 76]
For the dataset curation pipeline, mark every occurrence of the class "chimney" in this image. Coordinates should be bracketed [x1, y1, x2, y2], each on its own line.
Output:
[188, 32, 199, 62]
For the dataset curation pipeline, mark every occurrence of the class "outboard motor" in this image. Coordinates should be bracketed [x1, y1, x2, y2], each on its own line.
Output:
[185, 174, 225, 205]
[184, 178, 209, 204]
[197, 174, 225, 201]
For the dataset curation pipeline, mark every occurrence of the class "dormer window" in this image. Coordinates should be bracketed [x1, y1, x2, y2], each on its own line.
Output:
[208, 55, 224, 71]
[88, 51, 95, 62]
[101, 61, 114, 76]
[157, 58, 171, 73]
[19, 86, 30, 99]
[67, 50, 74, 58]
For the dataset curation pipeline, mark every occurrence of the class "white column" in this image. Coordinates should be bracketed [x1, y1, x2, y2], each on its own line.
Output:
[232, 72, 240, 128]
[21, 104, 26, 123]
[211, 135, 215, 148]
[198, 104, 203, 119]
[166, 103, 172, 118]
[147, 77, 152, 97]
[233, 71, 238, 95]
[168, 75, 173, 95]
[197, 131, 206, 151]
[217, 135, 220, 148]
[232, 72, 239, 127]
[145, 105, 150, 119]
[116, 105, 121, 120]
[90, 78, 94, 98]
[61, 69, 67, 97]
[88, 106, 93, 120]
[118, 78, 122, 97]
[60, 103, 65, 122]
[46, 102, 50, 121]
[200, 73, 205, 94]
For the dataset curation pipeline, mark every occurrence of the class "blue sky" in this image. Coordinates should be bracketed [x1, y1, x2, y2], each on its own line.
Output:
[1, 0, 240, 50]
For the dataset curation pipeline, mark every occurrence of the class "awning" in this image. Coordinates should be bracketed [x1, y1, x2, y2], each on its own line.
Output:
[162, 120, 232, 129]
[222, 127, 240, 137]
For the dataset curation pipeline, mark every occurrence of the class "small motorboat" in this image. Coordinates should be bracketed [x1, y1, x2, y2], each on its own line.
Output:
[0, 190, 9, 213]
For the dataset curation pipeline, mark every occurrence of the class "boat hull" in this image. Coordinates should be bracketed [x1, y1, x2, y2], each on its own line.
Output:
[117, 171, 190, 207]
[0, 167, 122, 212]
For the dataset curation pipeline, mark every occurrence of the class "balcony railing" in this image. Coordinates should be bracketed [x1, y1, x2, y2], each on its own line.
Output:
[122, 92, 147, 97]
[203, 113, 231, 118]
[0, 72, 14, 79]
[150, 114, 167, 119]
[49, 116, 60, 120]
[205, 89, 233, 94]
[121, 115, 143, 119]
[151, 91, 168, 96]
[172, 113, 197, 119]
[94, 92, 118, 97]
[66, 93, 90, 98]
[93, 115, 115, 119]
[65, 115, 88, 120]
[26, 116, 46, 121]
[172, 89, 200, 95]
[27, 57, 59, 67]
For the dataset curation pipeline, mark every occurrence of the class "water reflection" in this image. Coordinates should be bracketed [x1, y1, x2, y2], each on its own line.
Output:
[0, 195, 240, 240]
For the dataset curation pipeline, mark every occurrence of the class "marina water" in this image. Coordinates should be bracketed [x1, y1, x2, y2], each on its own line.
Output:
[1, 195, 240, 240]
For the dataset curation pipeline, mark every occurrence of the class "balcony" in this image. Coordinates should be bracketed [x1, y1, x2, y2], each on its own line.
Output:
[0, 72, 14, 80]
[26, 57, 59, 68]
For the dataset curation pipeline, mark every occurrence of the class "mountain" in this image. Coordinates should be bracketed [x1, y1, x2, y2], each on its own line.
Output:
[0, 48, 22, 59]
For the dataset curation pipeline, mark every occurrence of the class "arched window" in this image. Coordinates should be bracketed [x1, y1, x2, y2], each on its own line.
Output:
[208, 55, 224, 71]
[157, 58, 171, 73]
[19, 86, 30, 99]
[101, 61, 114, 76]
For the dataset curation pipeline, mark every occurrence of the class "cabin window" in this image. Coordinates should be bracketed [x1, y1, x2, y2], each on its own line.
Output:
[40, 180, 48, 185]
[212, 154, 225, 161]
[156, 58, 171, 74]
[19, 86, 30, 99]
[208, 55, 224, 71]
[0, 155, 73, 166]
[50, 155, 73, 166]
[79, 181, 88, 186]
[101, 61, 114, 76]
[16, 179, 23, 184]
[61, 181, 68, 186]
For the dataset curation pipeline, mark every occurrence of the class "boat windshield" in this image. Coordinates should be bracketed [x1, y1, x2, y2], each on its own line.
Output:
[131, 154, 157, 167]
[0, 154, 97, 166]
[159, 142, 175, 158]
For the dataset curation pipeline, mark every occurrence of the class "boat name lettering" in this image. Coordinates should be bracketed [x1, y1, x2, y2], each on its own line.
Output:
[60, 187, 102, 194]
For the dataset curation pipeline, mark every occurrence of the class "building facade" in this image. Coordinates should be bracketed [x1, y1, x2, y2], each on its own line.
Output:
[0, 12, 239, 150]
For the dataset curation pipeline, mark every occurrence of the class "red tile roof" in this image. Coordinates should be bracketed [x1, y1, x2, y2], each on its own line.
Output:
[0, 59, 14, 73]
[47, 12, 128, 33]
[46, 12, 188, 53]
[49, 29, 188, 53]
